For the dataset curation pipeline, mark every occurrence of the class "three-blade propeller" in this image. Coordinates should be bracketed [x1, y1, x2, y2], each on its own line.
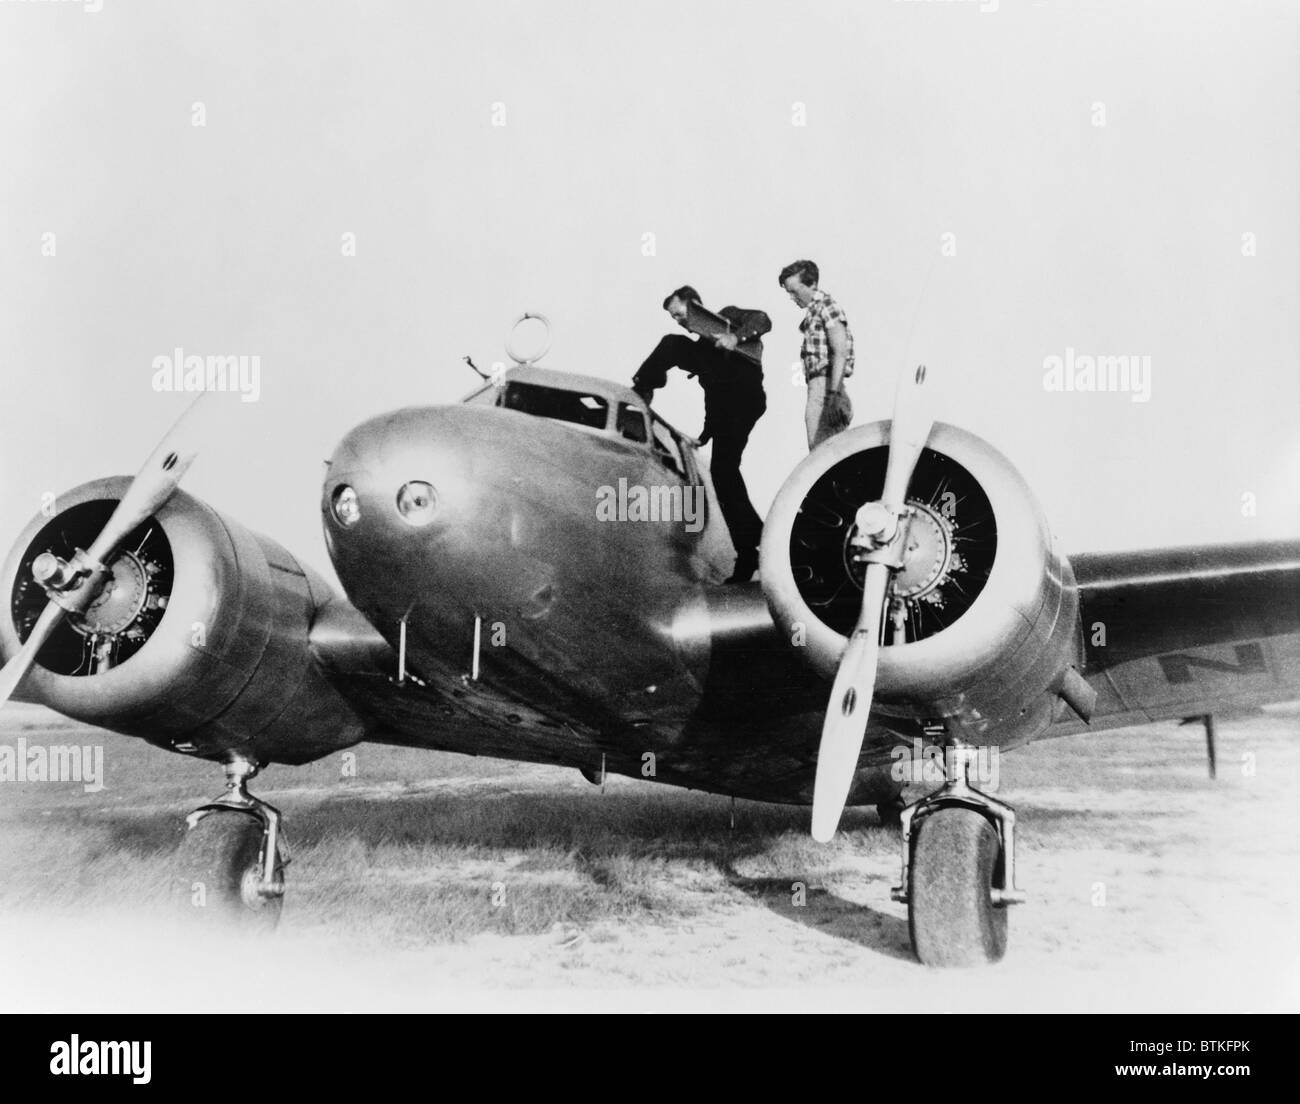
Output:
[0, 394, 214, 707]
[810, 366, 933, 843]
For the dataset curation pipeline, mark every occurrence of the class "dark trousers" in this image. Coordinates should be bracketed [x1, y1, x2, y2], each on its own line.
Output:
[709, 390, 765, 560]
[634, 334, 766, 559]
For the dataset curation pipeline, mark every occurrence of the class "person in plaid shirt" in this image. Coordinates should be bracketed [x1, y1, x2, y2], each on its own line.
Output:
[778, 259, 855, 449]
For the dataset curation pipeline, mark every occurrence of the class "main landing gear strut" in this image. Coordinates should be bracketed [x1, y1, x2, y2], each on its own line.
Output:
[174, 754, 286, 928]
[891, 742, 1024, 967]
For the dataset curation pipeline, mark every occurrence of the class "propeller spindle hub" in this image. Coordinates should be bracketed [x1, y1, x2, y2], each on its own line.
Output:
[852, 501, 897, 546]
[32, 552, 77, 592]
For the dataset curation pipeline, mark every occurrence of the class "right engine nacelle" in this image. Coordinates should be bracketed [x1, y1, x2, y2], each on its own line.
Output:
[760, 422, 1089, 746]
[0, 477, 366, 765]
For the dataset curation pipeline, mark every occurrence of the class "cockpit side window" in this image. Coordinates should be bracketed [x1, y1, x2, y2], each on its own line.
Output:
[501, 382, 610, 429]
[650, 419, 685, 477]
[617, 402, 649, 443]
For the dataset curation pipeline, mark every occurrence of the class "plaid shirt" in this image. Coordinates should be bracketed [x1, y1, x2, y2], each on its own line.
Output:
[799, 289, 855, 381]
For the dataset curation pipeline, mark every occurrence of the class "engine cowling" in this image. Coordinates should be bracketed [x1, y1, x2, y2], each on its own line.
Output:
[0, 477, 365, 764]
[760, 422, 1087, 746]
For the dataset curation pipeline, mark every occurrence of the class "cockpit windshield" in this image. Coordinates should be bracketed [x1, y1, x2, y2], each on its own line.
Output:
[501, 382, 610, 430]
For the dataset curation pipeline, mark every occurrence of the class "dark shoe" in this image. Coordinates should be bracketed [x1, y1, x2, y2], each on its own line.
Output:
[725, 551, 759, 584]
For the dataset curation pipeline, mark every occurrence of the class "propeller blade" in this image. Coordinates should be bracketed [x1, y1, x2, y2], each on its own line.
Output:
[811, 561, 891, 842]
[0, 600, 65, 705]
[881, 365, 933, 511]
[809, 367, 937, 841]
[84, 392, 215, 567]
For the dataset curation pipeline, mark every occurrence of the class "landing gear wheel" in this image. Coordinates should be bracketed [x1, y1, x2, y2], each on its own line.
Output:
[908, 807, 1006, 967]
[173, 811, 283, 930]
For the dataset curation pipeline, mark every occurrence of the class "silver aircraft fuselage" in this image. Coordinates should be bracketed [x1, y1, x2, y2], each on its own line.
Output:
[317, 366, 1300, 804]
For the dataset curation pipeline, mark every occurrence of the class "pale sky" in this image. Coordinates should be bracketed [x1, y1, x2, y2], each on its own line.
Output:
[1, 0, 1296, 586]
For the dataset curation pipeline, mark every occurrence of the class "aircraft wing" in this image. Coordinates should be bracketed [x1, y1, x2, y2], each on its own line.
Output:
[1051, 540, 1300, 736]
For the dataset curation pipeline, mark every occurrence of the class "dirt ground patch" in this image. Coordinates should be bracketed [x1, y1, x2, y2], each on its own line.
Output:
[1, 702, 1296, 1011]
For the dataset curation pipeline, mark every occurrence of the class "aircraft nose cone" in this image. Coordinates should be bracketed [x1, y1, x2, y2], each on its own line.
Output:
[322, 408, 477, 546]
[321, 404, 562, 658]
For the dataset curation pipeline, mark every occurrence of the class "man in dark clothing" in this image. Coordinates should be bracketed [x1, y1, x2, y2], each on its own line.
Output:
[632, 285, 770, 584]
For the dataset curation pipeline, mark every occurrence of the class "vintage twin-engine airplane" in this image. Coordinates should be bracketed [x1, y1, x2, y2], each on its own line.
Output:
[2, 321, 1298, 966]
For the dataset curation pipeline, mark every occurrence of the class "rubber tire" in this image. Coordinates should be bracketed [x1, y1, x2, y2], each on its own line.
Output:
[173, 811, 283, 931]
[908, 806, 1007, 967]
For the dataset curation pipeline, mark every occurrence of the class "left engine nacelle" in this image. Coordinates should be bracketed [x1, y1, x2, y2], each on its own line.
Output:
[760, 422, 1091, 747]
[0, 477, 366, 765]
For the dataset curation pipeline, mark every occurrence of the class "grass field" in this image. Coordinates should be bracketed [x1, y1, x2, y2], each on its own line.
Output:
[1, 701, 1297, 1012]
